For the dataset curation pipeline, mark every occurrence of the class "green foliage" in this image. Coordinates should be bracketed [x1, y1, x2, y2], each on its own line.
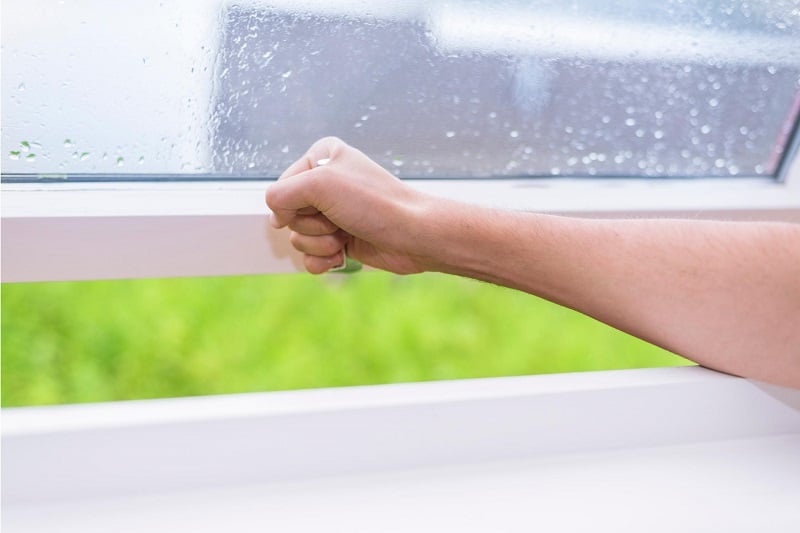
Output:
[1, 272, 689, 407]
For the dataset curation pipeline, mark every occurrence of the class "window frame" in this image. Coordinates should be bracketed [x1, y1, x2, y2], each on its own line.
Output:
[2, 146, 799, 283]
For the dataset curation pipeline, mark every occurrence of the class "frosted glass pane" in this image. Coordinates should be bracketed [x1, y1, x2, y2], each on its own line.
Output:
[3, 0, 800, 180]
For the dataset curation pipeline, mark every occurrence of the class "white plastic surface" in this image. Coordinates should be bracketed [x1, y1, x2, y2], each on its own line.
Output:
[2, 176, 799, 282]
[5, 435, 799, 532]
[3, 367, 800, 531]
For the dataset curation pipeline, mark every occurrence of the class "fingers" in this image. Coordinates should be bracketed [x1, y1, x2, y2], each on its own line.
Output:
[291, 230, 349, 275]
[289, 230, 349, 257]
[266, 165, 327, 228]
[278, 136, 347, 181]
[267, 137, 349, 225]
[288, 214, 339, 236]
[304, 252, 345, 275]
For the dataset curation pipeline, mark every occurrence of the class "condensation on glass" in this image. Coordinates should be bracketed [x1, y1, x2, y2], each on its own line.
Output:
[3, 0, 800, 180]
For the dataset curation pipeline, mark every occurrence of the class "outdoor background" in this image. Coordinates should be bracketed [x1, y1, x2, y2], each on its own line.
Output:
[2, 272, 689, 407]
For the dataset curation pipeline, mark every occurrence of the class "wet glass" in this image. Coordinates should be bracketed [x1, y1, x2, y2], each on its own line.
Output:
[3, 0, 799, 180]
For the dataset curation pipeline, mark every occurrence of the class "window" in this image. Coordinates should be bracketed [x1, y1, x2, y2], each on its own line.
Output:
[4, 0, 800, 180]
[3, 5, 799, 527]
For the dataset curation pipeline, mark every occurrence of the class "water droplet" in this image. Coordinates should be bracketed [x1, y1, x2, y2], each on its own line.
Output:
[509, 130, 519, 138]
[625, 106, 635, 114]
[700, 124, 712, 134]
[601, 115, 610, 124]
[17, 82, 26, 92]
[79, 152, 90, 161]
[9, 151, 21, 160]
[25, 153, 37, 162]
[280, 145, 289, 154]
[654, 130, 664, 139]
[625, 118, 636, 127]
[550, 167, 561, 175]
[767, 65, 777, 75]
[64, 139, 74, 148]
[488, 111, 497, 119]
[728, 164, 739, 175]
[635, 129, 645, 138]
[368, 105, 377, 111]
[708, 98, 719, 107]
[354, 122, 363, 128]
[714, 158, 725, 168]
[281, 70, 292, 79]
[445, 131, 455, 138]
[117, 156, 125, 167]
[739, 126, 749, 135]
[754, 164, 764, 174]
[248, 161, 256, 169]
[392, 158, 404, 167]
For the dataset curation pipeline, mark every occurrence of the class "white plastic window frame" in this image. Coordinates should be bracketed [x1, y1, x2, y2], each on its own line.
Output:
[2, 140, 799, 283]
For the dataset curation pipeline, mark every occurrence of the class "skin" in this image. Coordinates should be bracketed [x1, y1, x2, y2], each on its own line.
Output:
[266, 137, 800, 389]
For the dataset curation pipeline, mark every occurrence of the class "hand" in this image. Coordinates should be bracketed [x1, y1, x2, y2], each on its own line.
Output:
[266, 137, 434, 275]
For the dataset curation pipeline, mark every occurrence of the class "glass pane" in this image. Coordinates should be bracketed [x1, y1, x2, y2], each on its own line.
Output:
[3, 0, 800, 180]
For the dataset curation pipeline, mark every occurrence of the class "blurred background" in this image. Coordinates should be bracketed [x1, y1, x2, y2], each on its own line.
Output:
[1, 273, 687, 407]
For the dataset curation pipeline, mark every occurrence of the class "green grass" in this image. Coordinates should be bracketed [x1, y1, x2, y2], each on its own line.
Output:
[1, 272, 689, 407]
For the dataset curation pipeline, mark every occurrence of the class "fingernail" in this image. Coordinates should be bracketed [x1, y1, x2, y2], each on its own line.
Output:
[328, 252, 345, 271]
[268, 212, 280, 228]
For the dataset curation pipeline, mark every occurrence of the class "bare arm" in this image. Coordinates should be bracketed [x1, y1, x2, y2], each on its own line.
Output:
[266, 137, 800, 388]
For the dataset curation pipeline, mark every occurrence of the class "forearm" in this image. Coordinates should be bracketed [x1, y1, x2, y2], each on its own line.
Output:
[423, 202, 800, 387]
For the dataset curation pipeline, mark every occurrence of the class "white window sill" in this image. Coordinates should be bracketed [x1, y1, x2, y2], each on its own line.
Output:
[3, 175, 799, 282]
[3, 367, 800, 532]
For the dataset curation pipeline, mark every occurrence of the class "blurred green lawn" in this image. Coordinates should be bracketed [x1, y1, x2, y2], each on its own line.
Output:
[1, 272, 689, 407]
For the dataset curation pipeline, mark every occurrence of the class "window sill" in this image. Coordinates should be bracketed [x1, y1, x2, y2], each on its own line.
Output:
[3, 367, 799, 531]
